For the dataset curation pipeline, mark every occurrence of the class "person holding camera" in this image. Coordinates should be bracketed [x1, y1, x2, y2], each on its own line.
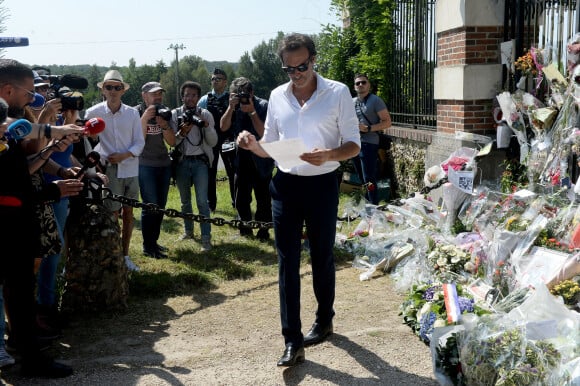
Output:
[220, 77, 273, 241]
[85, 69, 145, 271]
[198, 68, 236, 213]
[170, 81, 217, 252]
[135, 82, 176, 259]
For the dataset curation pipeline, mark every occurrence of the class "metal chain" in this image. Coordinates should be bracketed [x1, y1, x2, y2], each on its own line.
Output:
[102, 188, 273, 230]
[103, 188, 407, 226]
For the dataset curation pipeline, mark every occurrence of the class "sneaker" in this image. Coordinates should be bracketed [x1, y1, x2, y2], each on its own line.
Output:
[178, 233, 194, 241]
[201, 238, 212, 252]
[124, 256, 140, 272]
[0, 347, 15, 368]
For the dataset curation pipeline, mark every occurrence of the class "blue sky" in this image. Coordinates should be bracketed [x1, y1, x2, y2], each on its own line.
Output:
[0, 0, 339, 67]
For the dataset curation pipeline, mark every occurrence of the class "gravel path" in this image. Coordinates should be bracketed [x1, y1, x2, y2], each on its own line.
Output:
[2, 265, 438, 385]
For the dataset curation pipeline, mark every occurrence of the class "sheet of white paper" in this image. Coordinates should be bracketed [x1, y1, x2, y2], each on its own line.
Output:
[261, 138, 309, 169]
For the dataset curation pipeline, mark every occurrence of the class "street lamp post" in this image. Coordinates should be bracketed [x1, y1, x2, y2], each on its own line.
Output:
[168, 43, 185, 107]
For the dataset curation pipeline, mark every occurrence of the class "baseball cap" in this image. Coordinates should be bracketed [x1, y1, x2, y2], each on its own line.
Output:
[142, 81, 165, 93]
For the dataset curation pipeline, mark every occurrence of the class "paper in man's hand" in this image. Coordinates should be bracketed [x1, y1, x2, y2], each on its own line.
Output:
[261, 138, 309, 169]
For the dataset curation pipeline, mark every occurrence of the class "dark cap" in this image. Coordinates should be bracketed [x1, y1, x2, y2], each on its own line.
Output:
[213, 68, 226, 77]
[141, 81, 165, 93]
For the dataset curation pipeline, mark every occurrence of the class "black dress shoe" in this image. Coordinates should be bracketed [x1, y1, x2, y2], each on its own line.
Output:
[21, 356, 73, 378]
[276, 344, 305, 367]
[156, 244, 168, 252]
[143, 248, 167, 259]
[304, 322, 333, 347]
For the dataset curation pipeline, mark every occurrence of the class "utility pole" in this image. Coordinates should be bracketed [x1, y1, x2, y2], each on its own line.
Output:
[168, 43, 185, 107]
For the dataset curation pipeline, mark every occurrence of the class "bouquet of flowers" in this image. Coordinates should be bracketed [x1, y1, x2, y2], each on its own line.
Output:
[400, 282, 486, 345]
[459, 316, 565, 386]
[427, 241, 476, 280]
[497, 91, 529, 163]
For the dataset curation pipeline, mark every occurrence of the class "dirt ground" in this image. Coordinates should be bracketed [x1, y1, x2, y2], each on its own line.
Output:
[1, 265, 438, 386]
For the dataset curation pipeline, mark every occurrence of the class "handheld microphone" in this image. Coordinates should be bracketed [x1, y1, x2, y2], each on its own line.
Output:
[29, 93, 45, 108]
[0, 37, 29, 48]
[83, 117, 106, 135]
[75, 151, 101, 179]
[4, 119, 32, 140]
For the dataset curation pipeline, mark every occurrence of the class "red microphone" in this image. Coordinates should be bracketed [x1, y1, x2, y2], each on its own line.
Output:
[83, 117, 105, 135]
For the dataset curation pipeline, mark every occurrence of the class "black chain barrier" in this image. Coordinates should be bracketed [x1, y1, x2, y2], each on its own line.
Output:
[102, 187, 274, 230]
[102, 187, 412, 227]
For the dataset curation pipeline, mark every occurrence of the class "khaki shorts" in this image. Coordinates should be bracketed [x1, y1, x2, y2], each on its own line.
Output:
[104, 164, 139, 212]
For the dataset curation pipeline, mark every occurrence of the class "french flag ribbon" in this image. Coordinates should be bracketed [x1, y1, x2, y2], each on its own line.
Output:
[443, 283, 461, 324]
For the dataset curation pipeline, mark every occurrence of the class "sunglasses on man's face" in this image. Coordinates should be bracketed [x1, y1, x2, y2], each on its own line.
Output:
[104, 84, 124, 91]
[211, 77, 224, 82]
[282, 58, 311, 74]
[355, 80, 367, 86]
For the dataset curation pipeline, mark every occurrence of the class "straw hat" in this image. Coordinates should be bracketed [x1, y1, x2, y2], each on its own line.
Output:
[97, 69, 130, 90]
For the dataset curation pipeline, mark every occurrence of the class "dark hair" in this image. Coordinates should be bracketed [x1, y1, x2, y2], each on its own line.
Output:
[213, 68, 227, 78]
[229, 77, 253, 94]
[0, 59, 34, 87]
[180, 81, 202, 98]
[277, 33, 317, 61]
[354, 73, 370, 82]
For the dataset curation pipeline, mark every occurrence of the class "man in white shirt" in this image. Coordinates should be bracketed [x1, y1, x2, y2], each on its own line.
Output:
[85, 69, 145, 271]
[237, 33, 360, 367]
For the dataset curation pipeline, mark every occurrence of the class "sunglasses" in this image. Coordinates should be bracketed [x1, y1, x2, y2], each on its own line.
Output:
[355, 80, 367, 86]
[104, 84, 124, 91]
[282, 58, 311, 74]
[211, 77, 224, 82]
[12, 84, 35, 98]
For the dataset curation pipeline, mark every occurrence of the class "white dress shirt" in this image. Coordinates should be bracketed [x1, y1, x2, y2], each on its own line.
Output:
[263, 73, 360, 176]
[85, 102, 145, 178]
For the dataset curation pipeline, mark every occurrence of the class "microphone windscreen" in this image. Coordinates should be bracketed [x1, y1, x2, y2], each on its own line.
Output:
[85, 151, 100, 167]
[83, 117, 105, 135]
[60, 74, 89, 89]
[6, 119, 32, 140]
[29, 93, 45, 108]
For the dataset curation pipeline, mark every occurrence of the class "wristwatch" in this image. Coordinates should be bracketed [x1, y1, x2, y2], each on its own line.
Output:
[249, 111, 257, 116]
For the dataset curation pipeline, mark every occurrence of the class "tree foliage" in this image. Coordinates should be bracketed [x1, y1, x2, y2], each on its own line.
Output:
[318, 0, 397, 100]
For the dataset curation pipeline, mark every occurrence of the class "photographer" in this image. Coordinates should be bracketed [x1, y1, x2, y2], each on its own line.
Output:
[198, 68, 235, 212]
[135, 82, 176, 259]
[220, 77, 273, 241]
[170, 81, 217, 252]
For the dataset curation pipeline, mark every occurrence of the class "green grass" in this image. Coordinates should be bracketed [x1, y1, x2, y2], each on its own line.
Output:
[126, 171, 356, 299]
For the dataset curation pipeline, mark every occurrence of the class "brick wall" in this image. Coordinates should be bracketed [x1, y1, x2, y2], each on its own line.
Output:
[438, 26, 502, 66]
[437, 100, 496, 134]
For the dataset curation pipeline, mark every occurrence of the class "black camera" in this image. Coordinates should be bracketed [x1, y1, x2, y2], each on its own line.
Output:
[155, 104, 172, 121]
[46, 74, 88, 111]
[180, 109, 205, 128]
[237, 90, 251, 105]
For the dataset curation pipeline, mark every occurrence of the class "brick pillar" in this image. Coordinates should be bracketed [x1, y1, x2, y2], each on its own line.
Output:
[434, 0, 504, 135]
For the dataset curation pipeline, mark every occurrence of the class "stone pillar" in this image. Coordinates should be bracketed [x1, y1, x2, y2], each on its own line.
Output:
[425, 0, 507, 203]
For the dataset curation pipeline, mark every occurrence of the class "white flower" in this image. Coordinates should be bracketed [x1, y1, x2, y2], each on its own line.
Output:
[437, 257, 448, 267]
[434, 319, 447, 328]
[417, 302, 432, 320]
[464, 261, 476, 272]
[450, 255, 461, 264]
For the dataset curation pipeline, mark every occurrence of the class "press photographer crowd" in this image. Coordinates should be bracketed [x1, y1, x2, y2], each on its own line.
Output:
[0, 32, 387, 379]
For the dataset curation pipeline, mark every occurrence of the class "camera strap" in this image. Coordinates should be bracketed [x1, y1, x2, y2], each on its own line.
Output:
[354, 95, 373, 127]
[177, 106, 203, 148]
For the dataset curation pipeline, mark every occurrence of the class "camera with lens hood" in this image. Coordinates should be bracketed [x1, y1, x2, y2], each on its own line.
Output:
[179, 109, 205, 128]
